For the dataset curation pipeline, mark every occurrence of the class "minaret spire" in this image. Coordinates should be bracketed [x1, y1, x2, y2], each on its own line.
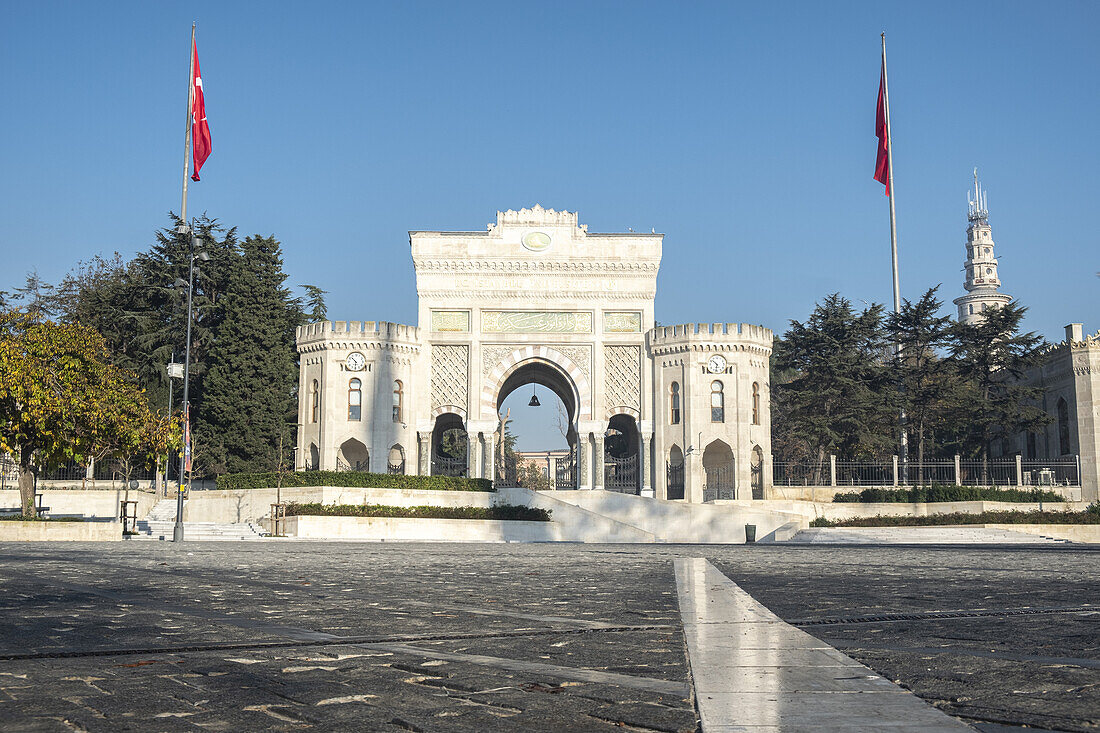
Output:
[954, 170, 1011, 324]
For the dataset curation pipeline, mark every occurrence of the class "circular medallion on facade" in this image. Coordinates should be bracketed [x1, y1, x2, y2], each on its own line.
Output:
[521, 231, 552, 252]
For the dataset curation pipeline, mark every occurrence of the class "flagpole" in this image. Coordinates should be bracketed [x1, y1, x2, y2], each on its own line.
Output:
[881, 32, 909, 483]
[179, 23, 196, 230]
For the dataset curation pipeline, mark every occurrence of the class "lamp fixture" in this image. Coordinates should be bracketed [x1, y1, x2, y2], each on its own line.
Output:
[528, 384, 540, 407]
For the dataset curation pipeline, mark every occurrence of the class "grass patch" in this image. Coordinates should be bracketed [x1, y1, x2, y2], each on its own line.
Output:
[217, 471, 493, 492]
[832, 485, 1066, 503]
[284, 502, 551, 522]
[811, 505, 1100, 528]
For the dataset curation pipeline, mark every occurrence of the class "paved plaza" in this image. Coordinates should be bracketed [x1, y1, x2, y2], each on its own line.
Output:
[0, 542, 1096, 732]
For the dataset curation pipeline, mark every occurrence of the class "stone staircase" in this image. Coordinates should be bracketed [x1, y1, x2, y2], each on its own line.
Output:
[129, 499, 267, 541]
[786, 526, 1071, 544]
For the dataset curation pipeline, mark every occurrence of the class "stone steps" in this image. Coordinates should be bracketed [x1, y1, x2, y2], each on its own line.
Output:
[130, 519, 267, 541]
[787, 526, 1070, 544]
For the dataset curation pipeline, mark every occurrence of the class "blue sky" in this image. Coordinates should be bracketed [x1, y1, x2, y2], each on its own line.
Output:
[3, 3, 1097, 385]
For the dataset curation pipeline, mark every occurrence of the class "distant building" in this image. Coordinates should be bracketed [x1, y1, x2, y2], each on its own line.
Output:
[953, 173, 1012, 323]
[953, 176, 1098, 499]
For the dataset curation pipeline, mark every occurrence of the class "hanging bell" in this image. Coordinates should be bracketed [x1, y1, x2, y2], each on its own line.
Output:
[528, 385, 541, 407]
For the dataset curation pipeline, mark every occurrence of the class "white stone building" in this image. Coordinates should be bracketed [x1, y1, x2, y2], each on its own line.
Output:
[951, 177, 1098, 499]
[953, 174, 1012, 323]
[296, 207, 773, 502]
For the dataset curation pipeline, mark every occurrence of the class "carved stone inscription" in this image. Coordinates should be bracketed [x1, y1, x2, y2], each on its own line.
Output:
[604, 311, 642, 333]
[431, 310, 470, 332]
[482, 311, 592, 333]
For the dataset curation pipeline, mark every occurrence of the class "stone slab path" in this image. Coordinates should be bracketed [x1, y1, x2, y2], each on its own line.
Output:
[675, 557, 974, 731]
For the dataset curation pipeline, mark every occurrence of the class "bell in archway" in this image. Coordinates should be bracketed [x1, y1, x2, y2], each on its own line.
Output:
[528, 385, 540, 407]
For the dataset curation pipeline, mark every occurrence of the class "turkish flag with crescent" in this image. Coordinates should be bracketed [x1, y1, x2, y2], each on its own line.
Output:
[190, 39, 211, 181]
[874, 62, 890, 196]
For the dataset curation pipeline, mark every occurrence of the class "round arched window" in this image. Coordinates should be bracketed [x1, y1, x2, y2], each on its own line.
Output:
[669, 382, 681, 425]
[348, 378, 362, 421]
[710, 381, 724, 423]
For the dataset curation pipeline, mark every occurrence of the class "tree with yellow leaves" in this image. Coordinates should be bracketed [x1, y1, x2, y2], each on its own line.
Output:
[0, 310, 169, 517]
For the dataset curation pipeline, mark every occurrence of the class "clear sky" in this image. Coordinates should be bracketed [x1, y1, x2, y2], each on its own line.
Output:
[3, 1, 1097, 352]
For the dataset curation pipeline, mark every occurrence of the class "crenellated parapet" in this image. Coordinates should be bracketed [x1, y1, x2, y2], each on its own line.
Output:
[647, 322, 773, 357]
[296, 320, 422, 355]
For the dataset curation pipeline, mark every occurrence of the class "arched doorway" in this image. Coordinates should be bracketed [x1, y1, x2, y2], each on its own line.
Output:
[494, 358, 580, 489]
[431, 413, 467, 477]
[337, 438, 369, 472]
[667, 445, 685, 500]
[702, 440, 735, 501]
[751, 445, 764, 499]
[605, 413, 640, 494]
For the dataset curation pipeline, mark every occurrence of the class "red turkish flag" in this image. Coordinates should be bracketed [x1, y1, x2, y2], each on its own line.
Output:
[190, 39, 211, 181]
[874, 61, 890, 196]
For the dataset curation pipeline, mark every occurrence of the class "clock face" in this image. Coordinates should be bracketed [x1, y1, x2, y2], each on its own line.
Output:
[346, 352, 366, 371]
[707, 355, 727, 374]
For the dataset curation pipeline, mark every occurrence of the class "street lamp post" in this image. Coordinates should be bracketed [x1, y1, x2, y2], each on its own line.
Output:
[165, 356, 183, 498]
[173, 221, 209, 543]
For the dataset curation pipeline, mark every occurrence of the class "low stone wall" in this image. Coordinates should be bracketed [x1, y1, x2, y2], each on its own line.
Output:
[0, 489, 156, 520]
[530, 489, 806, 543]
[750, 499, 1091, 523]
[284, 515, 559, 542]
[981, 524, 1100, 543]
[0, 521, 121, 542]
[183, 486, 497, 523]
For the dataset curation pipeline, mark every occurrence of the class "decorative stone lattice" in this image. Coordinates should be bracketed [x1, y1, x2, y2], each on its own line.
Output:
[482, 345, 591, 381]
[605, 345, 641, 411]
[431, 344, 469, 411]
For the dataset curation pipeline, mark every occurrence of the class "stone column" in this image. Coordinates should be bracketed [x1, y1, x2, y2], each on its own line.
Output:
[641, 434, 654, 497]
[484, 435, 496, 485]
[594, 434, 605, 491]
[467, 433, 478, 478]
[419, 434, 431, 476]
[579, 434, 591, 490]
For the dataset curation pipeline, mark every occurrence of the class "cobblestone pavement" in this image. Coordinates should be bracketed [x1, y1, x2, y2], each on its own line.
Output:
[0, 542, 1095, 732]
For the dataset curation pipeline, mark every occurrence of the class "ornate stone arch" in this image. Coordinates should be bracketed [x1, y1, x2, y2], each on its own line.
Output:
[481, 346, 591, 421]
[431, 404, 467, 422]
[606, 405, 640, 421]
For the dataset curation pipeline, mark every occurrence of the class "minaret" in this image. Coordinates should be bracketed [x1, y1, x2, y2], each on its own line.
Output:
[953, 171, 1012, 324]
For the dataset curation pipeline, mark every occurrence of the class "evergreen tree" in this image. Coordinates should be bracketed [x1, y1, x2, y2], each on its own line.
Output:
[948, 301, 1049, 476]
[199, 235, 303, 474]
[300, 285, 328, 321]
[772, 294, 895, 476]
[885, 286, 961, 477]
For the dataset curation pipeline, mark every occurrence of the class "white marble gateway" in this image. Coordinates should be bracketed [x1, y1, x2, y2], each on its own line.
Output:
[295, 207, 773, 502]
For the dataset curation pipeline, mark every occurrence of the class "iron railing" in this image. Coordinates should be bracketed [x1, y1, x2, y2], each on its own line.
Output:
[553, 457, 576, 490]
[432, 455, 466, 478]
[834, 459, 894, 487]
[1021, 458, 1079, 486]
[387, 460, 405, 475]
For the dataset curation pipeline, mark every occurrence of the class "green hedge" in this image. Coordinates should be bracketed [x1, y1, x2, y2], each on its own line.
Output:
[284, 502, 550, 522]
[811, 505, 1100, 527]
[217, 471, 494, 492]
[832, 485, 1065, 503]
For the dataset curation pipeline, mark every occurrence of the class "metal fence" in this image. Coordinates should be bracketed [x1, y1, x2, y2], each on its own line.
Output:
[772, 454, 1081, 488]
[703, 464, 736, 502]
[1021, 458, 1079, 487]
[835, 459, 894, 487]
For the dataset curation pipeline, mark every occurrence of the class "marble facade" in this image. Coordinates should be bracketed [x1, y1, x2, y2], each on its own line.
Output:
[295, 207, 773, 501]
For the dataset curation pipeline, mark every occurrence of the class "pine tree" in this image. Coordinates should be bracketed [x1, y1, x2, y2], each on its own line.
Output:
[199, 235, 303, 474]
[948, 301, 1049, 478]
[773, 294, 896, 475]
[885, 286, 961, 478]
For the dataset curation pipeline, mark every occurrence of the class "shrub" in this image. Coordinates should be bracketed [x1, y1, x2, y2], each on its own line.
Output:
[810, 509, 1098, 527]
[283, 502, 550, 522]
[832, 485, 1065, 503]
[217, 471, 494, 492]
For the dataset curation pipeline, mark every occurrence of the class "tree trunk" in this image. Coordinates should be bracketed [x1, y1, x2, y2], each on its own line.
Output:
[916, 423, 926, 486]
[18, 444, 36, 518]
